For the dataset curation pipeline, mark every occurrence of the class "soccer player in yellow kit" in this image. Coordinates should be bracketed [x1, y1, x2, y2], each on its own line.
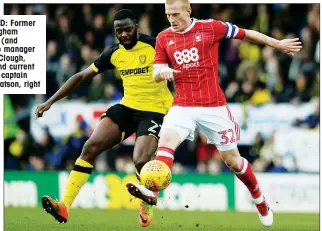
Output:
[35, 9, 173, 227]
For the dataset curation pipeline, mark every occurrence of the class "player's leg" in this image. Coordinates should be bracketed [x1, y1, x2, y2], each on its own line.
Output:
[155, 106, 196, 170]
[133, 135, 158, 178]
[220, 148, 273, 227]
[126, 128, 179, 204]
[128, 135, 159, 227]
[127, 114, 163, 227]
[126, 108, 194, 227]
[61, 117, 123, 205]
[127, 134, 159, 202]
[42, 105, 127, 223]
[197, 105, 273, 227]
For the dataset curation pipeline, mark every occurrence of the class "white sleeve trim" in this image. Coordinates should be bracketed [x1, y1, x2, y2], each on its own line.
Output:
[233, 26, 239, 38]
[225, 22, 233, 38]
[153, 64, 169, 68]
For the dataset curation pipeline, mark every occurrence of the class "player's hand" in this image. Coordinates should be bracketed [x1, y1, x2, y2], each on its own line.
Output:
[159, 66, 180, 81]
[276, 38, 302, 57]
[35, 101, 52, 119]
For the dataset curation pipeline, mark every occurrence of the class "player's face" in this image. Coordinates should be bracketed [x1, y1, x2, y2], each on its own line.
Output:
[114, 18, 138, 49]
[165, 2, 191, 32]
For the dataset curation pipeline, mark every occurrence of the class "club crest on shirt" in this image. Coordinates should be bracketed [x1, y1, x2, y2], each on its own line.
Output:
[139, 54, 146, 64]
[195, 31, 201, 42]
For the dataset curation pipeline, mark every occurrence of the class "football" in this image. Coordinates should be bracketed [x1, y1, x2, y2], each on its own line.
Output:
[140, 160, 172, 191]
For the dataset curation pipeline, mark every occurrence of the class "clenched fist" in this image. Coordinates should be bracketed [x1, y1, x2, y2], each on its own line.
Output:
[35, 101, 52, 119]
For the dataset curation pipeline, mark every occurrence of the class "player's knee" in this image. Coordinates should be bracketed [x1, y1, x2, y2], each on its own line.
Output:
[224, 159, 240, 172]
[80, 139, 101, 163]
[159, 129, 181, 149]
[221, 150, 241, 172]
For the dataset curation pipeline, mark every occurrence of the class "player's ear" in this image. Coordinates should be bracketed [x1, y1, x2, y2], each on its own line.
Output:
[186, 7, 192, 16]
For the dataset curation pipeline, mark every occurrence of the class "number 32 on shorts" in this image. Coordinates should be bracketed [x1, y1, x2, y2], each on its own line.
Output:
[218, 129, 236, 145]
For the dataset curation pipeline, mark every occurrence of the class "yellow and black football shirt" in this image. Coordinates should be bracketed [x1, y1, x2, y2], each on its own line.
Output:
[92, 34, 173, 115]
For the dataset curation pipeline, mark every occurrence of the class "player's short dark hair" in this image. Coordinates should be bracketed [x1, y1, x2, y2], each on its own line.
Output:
[113, 9, 137, 23]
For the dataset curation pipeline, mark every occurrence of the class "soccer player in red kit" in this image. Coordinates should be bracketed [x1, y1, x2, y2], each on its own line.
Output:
[127, 0, 302, 227]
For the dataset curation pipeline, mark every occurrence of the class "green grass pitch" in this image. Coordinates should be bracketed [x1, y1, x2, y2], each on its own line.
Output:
[5, 207, 319, 231]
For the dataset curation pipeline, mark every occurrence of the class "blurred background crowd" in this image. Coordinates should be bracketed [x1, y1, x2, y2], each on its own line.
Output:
[3, 4, 320, 174]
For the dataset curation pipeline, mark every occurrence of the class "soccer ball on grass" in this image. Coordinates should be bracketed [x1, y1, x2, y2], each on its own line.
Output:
[140, 160, 172, 191]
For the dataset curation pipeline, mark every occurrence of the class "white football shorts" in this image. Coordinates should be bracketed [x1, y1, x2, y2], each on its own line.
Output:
[159, 105, 240, 151]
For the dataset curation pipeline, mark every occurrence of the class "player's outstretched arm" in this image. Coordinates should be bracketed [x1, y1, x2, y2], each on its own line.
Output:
[35, 66, 97, 118]
[244, 29, 302, 57]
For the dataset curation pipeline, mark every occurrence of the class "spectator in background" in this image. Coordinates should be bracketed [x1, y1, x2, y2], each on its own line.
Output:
[225, 80, 240, 102]
[271, 74, 294, 103]
[252, 4, 269, 35]
[6, 130, 29, 169]
[218, 61, 229, 90]
[196, 134, 220, 173]
[233, 4, 256, 29]
[314, 41, 319, 64]
[272, 4, 294, 34]
[103, 83, 122, 103]
[56, 14, 82, 56]
[115, 156, 136, 173]
[43, 40, 60, 101]
[262, 46, 279, 91]
[82, 4, 93, 28]
[252, 134, 275, 172]
[8, 4, 20, 14]
[93, 14, 107, 51]
[250, 81, 271, 106]
[267, 155, 289, 173]
[207, 159, 222, 175]
[248, 132, 265, 163]
[236, 61, 259, 84]
[25, 5, 35, 15]
[287, 26, 318, 89]
[87, 73, 105, 102]
[106, 4, 122, 25]
[56, 54, 77, 88]
[291, 74, 311, 104]
[223, 39, 242, 82]
[30, 127, 56, 171]
[138, 12, 152, 35]
[311, 72, 320, 98]
[55, 115, 89, 170]
[238, 40, 261, 64]
[46, 40, 60, 75]
[299, 48, 318, 86]
[83, 30, 96, 49]
[28, 155, 45, 171]
[292, 101, 320, 129]
[236, 81, 254, 103]
[79, 45, 94, 70]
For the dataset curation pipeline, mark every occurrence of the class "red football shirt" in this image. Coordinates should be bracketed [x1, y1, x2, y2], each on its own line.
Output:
[154, 19, 245, 107]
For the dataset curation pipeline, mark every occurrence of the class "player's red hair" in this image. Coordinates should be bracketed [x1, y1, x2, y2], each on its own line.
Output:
[165, 0, 190, 10]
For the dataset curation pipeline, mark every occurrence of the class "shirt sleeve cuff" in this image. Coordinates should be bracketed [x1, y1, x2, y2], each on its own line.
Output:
[91, 63, 99, 72]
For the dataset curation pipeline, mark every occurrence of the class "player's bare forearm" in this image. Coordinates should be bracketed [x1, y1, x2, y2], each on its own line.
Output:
[47, 66, 97, 105]
[244, 29, 280, 49]
[243, 29, 302, 56]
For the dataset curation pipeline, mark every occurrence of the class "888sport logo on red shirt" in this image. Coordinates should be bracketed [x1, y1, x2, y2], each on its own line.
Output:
[173, 47, 200, 69]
